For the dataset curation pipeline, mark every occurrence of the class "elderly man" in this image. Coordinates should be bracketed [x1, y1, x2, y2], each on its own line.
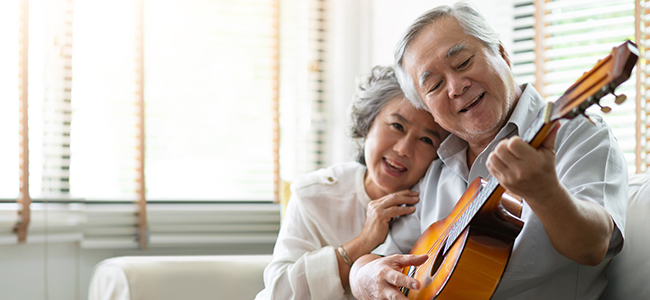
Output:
[349, 2, 628, 300]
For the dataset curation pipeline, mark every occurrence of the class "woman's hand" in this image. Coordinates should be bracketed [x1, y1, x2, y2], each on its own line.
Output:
[350, 254, 427, 300]
[360, 190, 419, 250]
[336, 190, 419, 288]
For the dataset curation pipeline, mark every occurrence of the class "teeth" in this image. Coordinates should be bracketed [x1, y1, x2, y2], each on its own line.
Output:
[462, 94, 483, 111]
[386, 159, 406, 171]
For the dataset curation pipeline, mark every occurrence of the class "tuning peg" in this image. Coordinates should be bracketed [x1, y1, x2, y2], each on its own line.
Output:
[599, 104, 612, 113]
[613, 93, 627, 105]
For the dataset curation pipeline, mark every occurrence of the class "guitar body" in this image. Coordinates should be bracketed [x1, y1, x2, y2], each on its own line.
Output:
[403, 177, 524, 300]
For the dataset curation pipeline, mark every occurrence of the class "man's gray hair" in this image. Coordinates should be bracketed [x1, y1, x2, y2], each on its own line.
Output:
[394, 1, 501, 110]
[350, 65, 404, 165]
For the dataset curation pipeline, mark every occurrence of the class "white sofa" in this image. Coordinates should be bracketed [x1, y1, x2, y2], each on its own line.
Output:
[88, 174, 650, 300]
[88, 255, 272, 300]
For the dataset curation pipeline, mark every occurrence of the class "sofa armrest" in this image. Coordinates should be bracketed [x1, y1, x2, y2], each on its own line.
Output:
[88, 255, 272, 300]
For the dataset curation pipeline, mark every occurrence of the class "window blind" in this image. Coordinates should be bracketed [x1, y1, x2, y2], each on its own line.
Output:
[141, 0, 278, 201]
[513, 0, 646, 174]
[3, 0, 320, 246]
[279, 0, 329, 184]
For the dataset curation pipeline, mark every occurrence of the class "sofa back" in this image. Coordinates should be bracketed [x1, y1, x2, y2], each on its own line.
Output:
[600, 173, 650, 299]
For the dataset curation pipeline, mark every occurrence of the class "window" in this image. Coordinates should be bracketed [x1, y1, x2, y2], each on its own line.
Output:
[513, 0, 648, 174]
[1, 0, 328, 248]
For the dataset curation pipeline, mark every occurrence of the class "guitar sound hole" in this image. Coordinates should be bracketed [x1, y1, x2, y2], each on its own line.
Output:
[430, 246, 446, 277]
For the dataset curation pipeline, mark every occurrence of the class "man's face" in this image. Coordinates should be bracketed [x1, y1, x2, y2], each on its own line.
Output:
[402, 16, 520, 146]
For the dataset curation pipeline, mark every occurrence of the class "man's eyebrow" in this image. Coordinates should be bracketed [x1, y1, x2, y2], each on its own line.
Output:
[445, 43, 466, 59]
[418, 71, 431, 88]
[418, 44, 467, 88]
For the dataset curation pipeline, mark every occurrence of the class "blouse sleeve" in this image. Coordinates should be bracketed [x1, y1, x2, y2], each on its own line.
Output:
[256, 186, 346, 300]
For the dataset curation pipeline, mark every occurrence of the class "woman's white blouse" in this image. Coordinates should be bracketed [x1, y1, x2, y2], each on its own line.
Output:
[255, 162, 370, 300]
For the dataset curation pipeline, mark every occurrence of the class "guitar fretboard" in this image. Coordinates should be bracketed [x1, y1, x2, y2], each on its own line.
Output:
[442, 115, 546, 255]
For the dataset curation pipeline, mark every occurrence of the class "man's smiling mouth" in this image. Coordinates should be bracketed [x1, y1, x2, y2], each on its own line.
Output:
[460, 92, 484, 112]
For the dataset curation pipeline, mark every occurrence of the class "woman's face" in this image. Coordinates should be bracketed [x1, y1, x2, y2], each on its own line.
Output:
[364, 96, 448, 199]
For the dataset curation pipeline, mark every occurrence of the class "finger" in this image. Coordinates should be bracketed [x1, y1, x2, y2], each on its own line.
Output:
[385, 255, 428, 290]
[390, 254, 428, 268]
[487, 152, 511, 182]
[385, 205, 416, 218]
[380, 194, 419, 207]
[505, 136, 535, 159]
[491, 139, 516, 163]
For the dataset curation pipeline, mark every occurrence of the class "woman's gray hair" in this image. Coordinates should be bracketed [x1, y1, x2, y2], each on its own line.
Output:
[350, 65, 404, 165]
[394, 1, 501, 110]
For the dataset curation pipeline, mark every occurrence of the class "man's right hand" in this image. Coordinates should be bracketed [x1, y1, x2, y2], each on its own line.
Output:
[349, 253, 428, 300]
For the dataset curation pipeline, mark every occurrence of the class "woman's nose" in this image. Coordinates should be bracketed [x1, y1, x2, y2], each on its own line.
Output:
[394, 137, 414, 157]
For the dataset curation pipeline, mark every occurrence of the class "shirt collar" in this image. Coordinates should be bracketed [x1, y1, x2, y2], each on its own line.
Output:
[436, 83, 546, 180]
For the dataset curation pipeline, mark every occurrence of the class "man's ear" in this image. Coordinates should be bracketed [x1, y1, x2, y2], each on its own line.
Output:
[499, 42, 512, 68]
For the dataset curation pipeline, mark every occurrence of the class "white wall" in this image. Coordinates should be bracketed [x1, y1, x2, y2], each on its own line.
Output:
[0, 1, 515, 299]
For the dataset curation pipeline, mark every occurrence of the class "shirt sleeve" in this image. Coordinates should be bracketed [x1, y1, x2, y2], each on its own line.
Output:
[256, 188, 346, 300]
[554, 115, 628, 257]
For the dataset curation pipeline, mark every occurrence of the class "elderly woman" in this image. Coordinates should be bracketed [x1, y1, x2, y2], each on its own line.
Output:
[255, 66, 448, 300]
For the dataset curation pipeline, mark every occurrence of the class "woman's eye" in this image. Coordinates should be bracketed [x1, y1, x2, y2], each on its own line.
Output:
[391, 123, 404, 131]
[421, 137, 433, 145]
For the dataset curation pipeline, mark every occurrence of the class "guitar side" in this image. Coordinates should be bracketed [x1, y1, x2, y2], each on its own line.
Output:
[403, 178, 524, 300]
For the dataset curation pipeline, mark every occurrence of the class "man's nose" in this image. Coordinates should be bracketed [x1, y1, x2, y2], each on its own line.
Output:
[447, 75, 470, 99]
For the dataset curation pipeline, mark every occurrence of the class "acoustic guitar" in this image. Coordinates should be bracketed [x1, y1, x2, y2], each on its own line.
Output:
[400, 40, 639, 300]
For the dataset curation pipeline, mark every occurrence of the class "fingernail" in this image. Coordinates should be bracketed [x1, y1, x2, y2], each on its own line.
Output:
[411, 282, 418, 289]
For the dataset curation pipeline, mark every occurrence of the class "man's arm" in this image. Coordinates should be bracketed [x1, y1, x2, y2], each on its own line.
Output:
[487, 123, 615, 265]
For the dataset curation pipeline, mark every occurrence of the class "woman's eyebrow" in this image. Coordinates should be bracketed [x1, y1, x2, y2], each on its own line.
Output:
[390, 113, 411, 125]
[424, 128, 441, 139]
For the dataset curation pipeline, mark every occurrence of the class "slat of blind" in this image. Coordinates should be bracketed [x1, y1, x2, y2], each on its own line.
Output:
[545, 0, 630, 11]
[511, 0, 536, 87]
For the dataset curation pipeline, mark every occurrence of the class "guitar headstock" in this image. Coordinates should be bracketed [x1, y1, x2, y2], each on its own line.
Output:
[550, 40, 639, 121]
